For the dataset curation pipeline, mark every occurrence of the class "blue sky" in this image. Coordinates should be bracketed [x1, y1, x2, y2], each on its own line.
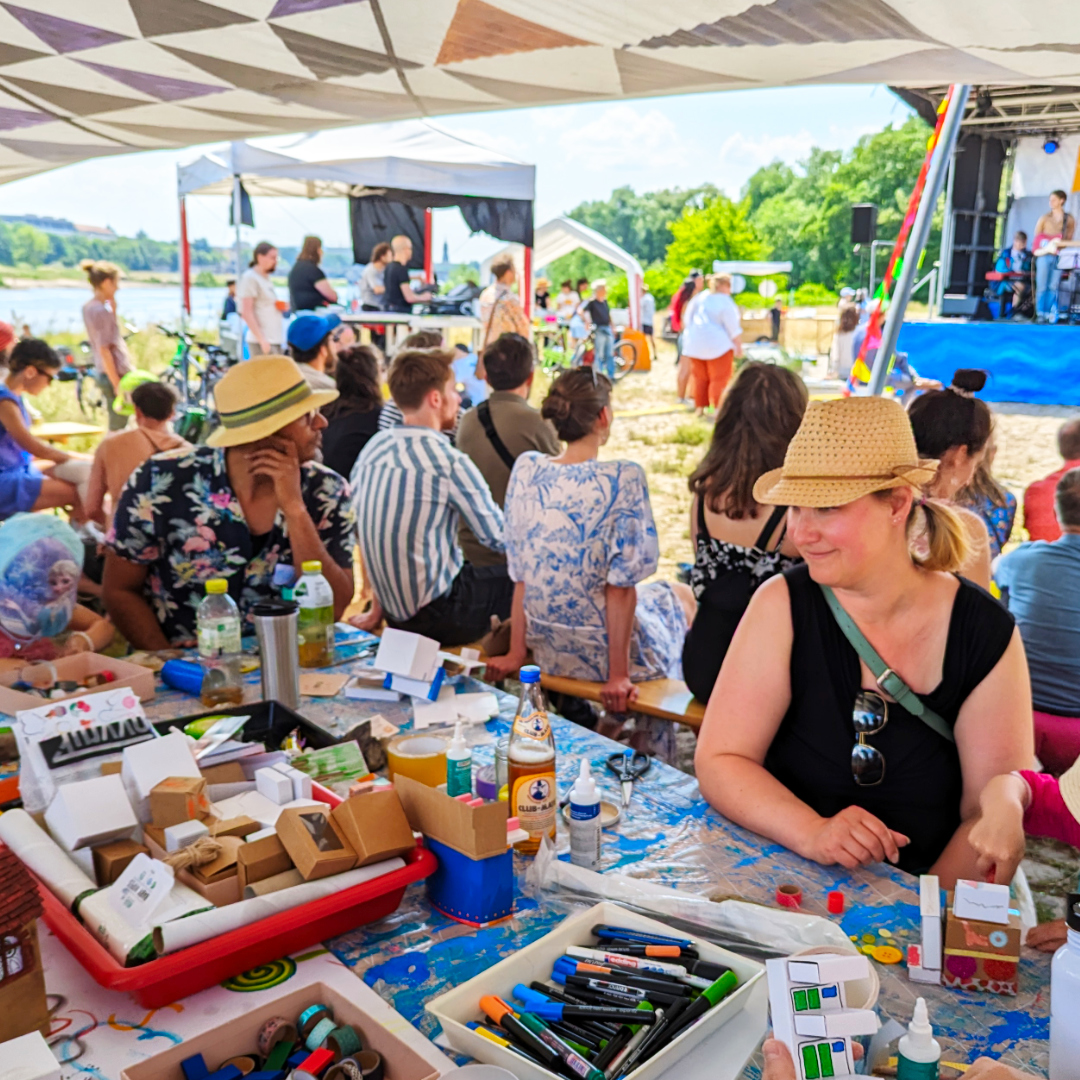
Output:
[0, 84, 913, 265]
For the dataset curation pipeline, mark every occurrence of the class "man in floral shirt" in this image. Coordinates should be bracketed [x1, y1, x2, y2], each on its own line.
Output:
[104, 356, 355, 648]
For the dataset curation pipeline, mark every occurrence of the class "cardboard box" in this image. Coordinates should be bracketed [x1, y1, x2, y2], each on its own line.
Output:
[395, 774, 507, 859]
[92, 838, 149, 886]
[375, 628, 440, 681]
[0, 1031, 61, 1080]
[199, 761, 247, 785]
[276, 805, 356, 880]
[428, 901, 765, 1080]
[100, 761, 123, 776]
[237, 833, 293, 893]
[150, 776, 211, 828]
[255, 766, 292, 804]
[143, 832, 241, 908]
[120, 980, 448, 1080]
[943, 896, 1021, 996]
[44, 773, 138, 850]
[122, 731, 200, 820]
[0, 652, 155, 714]
[164, 819, 208, 852]
[208, 815, 260, 840]
[331, 788, 416, 867]
[191, 835, 243, 885]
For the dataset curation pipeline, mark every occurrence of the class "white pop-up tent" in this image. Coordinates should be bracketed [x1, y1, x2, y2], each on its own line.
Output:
[176, 121, 535, 313]
[482, 216, 646, 329]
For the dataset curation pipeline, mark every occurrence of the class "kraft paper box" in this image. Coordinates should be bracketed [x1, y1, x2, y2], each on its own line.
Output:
[143, 831, 241, 907]
[330, 788, 416, 867]
[237, 832, 293, 893]
[191, 835, 243, 885]
[208, 815, 260, 840]
[394, 774, 508, 860]
[943, 892, 1021, 996]
[199, 761, 247, 785]
[91, 838, 149, 886]
[150, 776, 211, 828]
[276, 805, 356, 880]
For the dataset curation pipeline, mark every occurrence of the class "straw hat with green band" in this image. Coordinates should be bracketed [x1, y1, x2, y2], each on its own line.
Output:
[753, 396, 939, 509]
[206, 355, 338, 448]
[1058, 758, 1080, 827]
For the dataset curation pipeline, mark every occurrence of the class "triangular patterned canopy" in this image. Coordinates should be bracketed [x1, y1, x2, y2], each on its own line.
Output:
[2, 0, 1080, 184]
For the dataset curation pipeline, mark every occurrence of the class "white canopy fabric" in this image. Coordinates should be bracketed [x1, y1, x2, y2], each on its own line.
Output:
[4, 2, 1080, 186]
[712, 260, 794, 275]
[176, 121, 534, 201]
[483, 216, 646, 328]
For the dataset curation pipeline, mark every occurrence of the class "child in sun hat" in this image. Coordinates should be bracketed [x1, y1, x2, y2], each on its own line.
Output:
[970, 759, 1080, 950]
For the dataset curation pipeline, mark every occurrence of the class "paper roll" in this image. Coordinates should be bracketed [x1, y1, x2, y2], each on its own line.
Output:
[0, 808, 98, 910]
[244, 868, 303, 898]
[154, 856, 405, 955]
[81, 880, 209, 965]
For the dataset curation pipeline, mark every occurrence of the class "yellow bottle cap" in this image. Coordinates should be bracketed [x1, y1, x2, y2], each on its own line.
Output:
[205, 579, 227, 594]
[301, 560, 322, 574]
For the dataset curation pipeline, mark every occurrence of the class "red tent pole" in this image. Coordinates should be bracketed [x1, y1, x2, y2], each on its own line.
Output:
[523, 245, 532, 320]
[424, 207, 433, 282]
[179, 196, 191, 318]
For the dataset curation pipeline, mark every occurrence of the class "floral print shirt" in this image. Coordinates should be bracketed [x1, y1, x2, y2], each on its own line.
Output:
[108, 445, 354, 644]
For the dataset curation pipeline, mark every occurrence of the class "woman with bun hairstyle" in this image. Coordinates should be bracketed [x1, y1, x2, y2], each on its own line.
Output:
[695, 396, 1032, 881]
[907, 369, 994, 589]
[487, 368, 696, 718]
[80, 259, 132, 432]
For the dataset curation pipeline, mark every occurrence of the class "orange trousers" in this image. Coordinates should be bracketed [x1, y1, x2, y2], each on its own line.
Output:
[688, 351, 734, 409]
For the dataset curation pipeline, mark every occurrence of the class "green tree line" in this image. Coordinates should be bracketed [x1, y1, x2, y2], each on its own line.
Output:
[547, 114, 934, 309]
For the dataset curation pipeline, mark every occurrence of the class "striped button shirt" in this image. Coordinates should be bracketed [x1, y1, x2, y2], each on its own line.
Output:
[351, 426, 505, 622]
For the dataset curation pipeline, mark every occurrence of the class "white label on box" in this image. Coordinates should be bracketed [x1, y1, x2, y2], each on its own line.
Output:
[953, 879, 1011, 925]
[109, 853, 175, 929]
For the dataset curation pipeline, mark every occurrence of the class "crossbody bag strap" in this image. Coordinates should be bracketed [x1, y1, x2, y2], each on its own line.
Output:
[753, 504, 788, 551]
[477, 400, 516, 470]
[819, 584, 955, 744]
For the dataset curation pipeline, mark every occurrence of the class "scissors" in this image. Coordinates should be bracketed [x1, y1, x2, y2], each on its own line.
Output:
[606, 750, 650, 808]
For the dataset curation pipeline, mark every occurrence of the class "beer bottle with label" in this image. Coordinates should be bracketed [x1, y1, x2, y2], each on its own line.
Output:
[508, 664, 557, 855]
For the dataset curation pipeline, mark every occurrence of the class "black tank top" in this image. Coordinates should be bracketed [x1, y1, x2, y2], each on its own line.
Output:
[765, 564, 1015, 874]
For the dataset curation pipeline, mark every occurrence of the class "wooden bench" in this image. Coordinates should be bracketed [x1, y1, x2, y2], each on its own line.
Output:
[539, 673, 705, 729]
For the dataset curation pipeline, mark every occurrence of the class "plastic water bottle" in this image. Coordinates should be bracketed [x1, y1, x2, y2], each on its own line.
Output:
[897, 998, 940, 1080]
[446, 722, 472, 797]
[197, 579, 243, 707]
[508, 665, 557, 855]
[293, 560, 335, 668]
[568, 758, 601, 870]
[1051, 894, 1080, 1079]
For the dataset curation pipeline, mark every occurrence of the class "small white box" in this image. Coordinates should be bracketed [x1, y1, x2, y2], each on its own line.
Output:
[44, 774, 138, 851]
[276, 764, 312, 801]
[953, 879, 1011, 925]
[787, 955, 869, 985]
[164, 818, 208, 852]
[122, 731, 200, 820]
[255, 767, 293, 805]
[919, 875, 943, 969]
[0, 1030, 61, 1080]
[375, 628, 441, 682]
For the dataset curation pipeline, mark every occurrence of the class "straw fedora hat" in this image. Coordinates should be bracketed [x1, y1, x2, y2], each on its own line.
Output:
[206, 355, 338, 448]
[753, 396, 939, 508]
[1059, 756, 1080, 827]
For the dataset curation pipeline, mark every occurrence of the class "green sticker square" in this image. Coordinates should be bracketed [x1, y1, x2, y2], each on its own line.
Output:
[808, 987, 821, 1009]
[802, 1045, 820, 1080]
[793, 989, 808, 1011]
[819, 1042, 835, 1078]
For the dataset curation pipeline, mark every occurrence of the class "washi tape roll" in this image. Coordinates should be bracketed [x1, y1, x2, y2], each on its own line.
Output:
[257, 1016, 297, 1058]
[220, 1056, 259, 1075]
[775, 883, 802, 909]
[357, 1050, 384, 1080]
[299, 1005, 333, 1039]
[306, 1016, 338, 1051]
[326, 1025, 362, 1061]
[326, 1059, 364, 1080]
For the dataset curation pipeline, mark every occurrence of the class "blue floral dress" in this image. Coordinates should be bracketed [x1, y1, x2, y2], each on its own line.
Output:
[108, 445, 354, 643]
[963, 491, 1017, 559]
[0, 386, 43, 518]
[504, 453, 687, 682]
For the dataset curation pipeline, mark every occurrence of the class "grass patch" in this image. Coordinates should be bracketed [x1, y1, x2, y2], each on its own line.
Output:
[671, 421, 711, 446]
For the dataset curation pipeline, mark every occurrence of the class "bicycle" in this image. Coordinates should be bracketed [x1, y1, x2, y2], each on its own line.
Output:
[55, 344, 107, 423]
[156, 326, 234, 442]
[569, 327, 638, 382]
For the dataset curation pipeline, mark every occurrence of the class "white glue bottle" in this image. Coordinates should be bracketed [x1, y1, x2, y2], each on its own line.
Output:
[1050, 893, 1080, 1079]
[568, 758, 601, 870]
[897, 998, 941, 1080]
[446, 722, 472, 797]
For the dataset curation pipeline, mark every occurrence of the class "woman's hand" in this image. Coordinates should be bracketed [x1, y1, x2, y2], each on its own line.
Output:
[348, 598, 382, 633]
[1027, 919, 1068, 953]
[601, 674, 638, 715]
[966, 1058, 1036, 1080]
[802, 805, 910, 868]
[485, 649, 527, 682]
[969, 775, 1028, 883]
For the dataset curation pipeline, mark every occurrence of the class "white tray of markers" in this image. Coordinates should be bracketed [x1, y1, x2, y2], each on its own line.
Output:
[427, 901, 766, 1080]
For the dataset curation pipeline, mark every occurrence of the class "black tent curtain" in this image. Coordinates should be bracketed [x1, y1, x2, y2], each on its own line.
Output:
[349, 188, 534, 270]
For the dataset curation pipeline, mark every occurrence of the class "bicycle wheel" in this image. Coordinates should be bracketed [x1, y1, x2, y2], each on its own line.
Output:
[76, 372, 105, 422]
[611, 337, 638, 381]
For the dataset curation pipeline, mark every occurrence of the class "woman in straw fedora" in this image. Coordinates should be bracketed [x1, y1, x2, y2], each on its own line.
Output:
[695, 396, 1033, 882]
[103, 356, 355, 650]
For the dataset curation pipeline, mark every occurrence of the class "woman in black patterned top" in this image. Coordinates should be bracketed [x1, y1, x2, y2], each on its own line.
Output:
[682, 363, 807, 702]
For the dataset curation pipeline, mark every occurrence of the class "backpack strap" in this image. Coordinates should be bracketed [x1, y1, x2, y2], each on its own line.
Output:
[819, 584, 955, 744]
[477, 400, 516, 471]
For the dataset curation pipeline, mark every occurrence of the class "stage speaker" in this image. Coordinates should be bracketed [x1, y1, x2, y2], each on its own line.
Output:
[851, 203, 878, 245]
[941, 295, 994, 320]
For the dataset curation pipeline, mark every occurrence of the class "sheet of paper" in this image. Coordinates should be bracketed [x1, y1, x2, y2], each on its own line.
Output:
[299, 672, 350, 697]
[108, 853, 175, 930]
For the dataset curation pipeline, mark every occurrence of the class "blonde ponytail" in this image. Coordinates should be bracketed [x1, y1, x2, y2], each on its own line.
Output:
[81, 259, 121, 288]
[910, 498, 969, 573]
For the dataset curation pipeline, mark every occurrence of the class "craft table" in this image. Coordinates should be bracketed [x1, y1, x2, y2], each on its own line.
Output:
[30, 421, 104, 444]
[14, 664, 1053, 1078]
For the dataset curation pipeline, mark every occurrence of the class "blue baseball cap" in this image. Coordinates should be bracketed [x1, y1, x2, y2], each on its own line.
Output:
[287, 313, 341, 351]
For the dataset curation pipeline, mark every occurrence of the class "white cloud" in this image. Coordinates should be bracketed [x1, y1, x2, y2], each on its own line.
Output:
[557, 104, 688, 170]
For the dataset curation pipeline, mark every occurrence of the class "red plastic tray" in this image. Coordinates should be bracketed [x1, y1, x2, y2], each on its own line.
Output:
[27, 784, 436, 1007]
